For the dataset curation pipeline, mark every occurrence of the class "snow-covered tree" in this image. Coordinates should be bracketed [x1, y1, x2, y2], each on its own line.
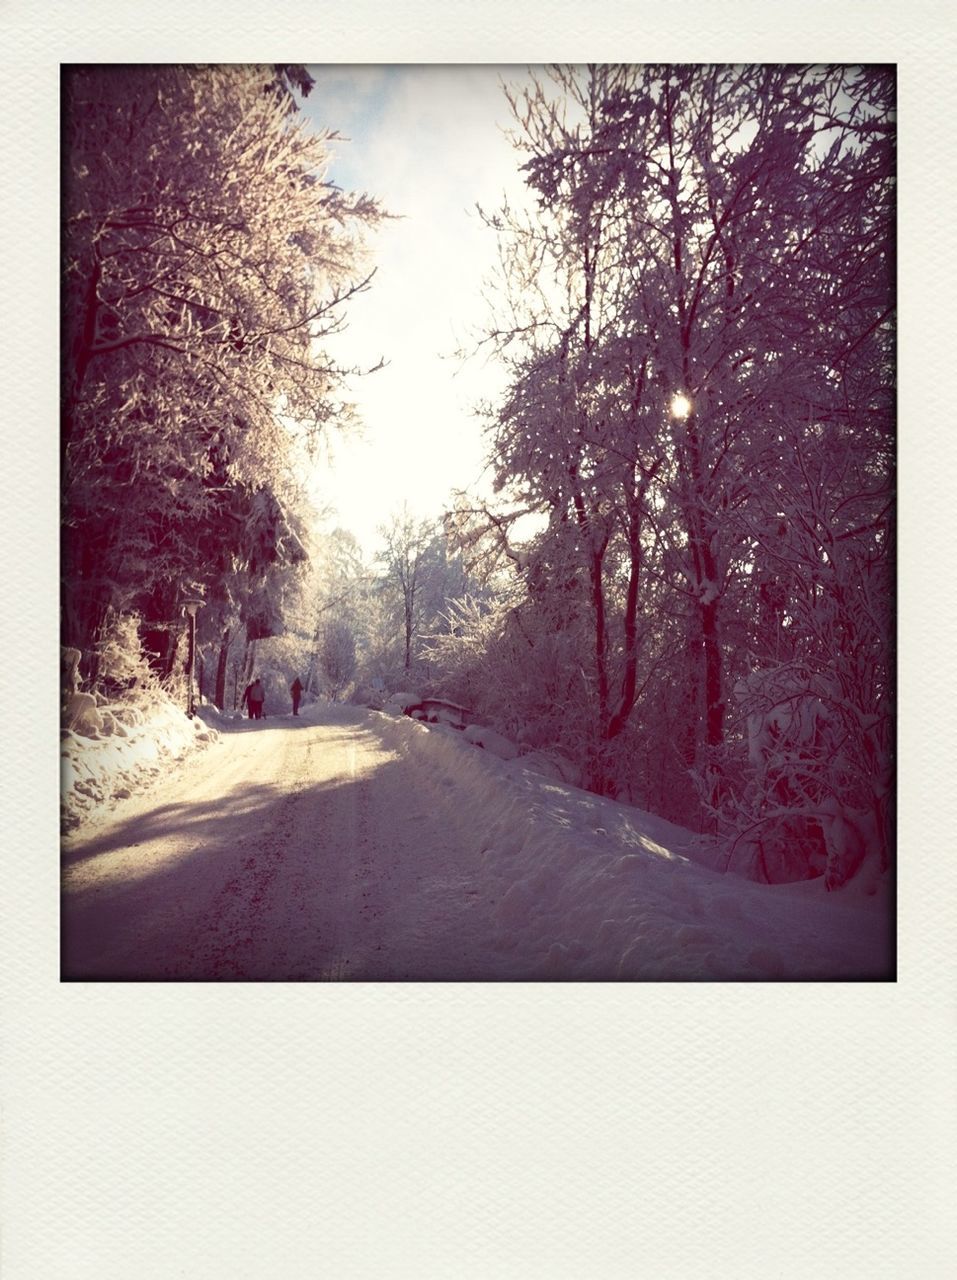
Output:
[471, 67, 688, 792]
[465, 64, 893, 878]
[319, 619, 358, 700]
[376, 507, 441, 674]
[366, 507, 481, 687]
[195, 483, 314, 710]
[62, 64, 385, 681]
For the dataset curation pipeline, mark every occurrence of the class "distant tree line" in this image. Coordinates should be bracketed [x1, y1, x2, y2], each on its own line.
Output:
[220, 513, 478, 710]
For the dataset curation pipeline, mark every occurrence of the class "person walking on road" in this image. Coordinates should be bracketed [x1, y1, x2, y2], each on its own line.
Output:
[290, 677, 303, 716]
[247, 678, 265, 721]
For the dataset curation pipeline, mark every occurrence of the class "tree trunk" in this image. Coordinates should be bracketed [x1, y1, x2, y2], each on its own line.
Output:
[241, 636, 257, 686]
[63, 251, 103, 467]
[679, 405, 725, 760]
[214, 628, 231, 710]
[606, 492, 646, 741]
[701, 597, 723, 748]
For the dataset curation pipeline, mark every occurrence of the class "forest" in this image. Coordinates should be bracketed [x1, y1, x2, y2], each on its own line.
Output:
[62, 63, 894, 891]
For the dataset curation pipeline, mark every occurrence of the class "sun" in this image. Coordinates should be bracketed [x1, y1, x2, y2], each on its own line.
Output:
[670, 392, 693, 420]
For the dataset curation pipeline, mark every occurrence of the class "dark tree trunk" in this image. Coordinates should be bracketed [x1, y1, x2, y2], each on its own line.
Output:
[701, 597, 723, 748]
[679, 404, 726, 761]
[63, 252, 103, 467]
[214, 628, 231, 710]
[606, 489, 648, 742]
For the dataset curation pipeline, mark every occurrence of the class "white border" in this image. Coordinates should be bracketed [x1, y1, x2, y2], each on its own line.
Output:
[3, 2, 954, 1276]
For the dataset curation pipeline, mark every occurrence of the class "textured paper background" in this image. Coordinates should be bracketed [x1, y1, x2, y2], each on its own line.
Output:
[2, 2, 954, 1276]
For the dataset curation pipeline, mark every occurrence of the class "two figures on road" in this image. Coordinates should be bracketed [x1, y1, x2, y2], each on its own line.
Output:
[243, 676, 304, 720]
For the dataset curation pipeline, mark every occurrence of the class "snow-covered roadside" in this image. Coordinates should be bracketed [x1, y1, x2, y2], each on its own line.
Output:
[60, 696, 221, 832]
[370, 711, 893, 981]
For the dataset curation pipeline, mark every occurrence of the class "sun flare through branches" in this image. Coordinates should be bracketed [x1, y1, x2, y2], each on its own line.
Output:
[670, 392, 693, 420]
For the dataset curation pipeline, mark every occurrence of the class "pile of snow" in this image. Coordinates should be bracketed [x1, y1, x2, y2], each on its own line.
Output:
[61, 695, 220, 831]
[463, 723, 519, 760]
[463, 724, 581, 783]
[517, 749, 582, 787]
[382, 686, 582, 782]
[371, 711, 892, 981]
[382, 690, 421, 716]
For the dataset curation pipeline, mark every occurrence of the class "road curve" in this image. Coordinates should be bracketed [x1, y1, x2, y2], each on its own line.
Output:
[61, 705, 504, 981]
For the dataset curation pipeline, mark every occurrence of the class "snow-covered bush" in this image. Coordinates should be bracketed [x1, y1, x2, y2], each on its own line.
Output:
[426, 588, 701, 825]
[61, 647, 82, 698]
[60, 614, 222, 829]
[83, 611, 183, 710]
[61, 684, 219, 830]
[63, 692, 103, 737]
[705, 663, 890, 889]
[428, 593, 593, 762]
[351, 684, 385, 710]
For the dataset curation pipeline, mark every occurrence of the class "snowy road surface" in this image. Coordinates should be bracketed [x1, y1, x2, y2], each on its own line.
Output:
[61, 703, 893, 982]
[61, 705, 511, 981]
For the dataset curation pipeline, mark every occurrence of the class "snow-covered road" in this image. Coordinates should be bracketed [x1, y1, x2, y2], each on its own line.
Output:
[61, 705, 510, 981]
[61, 702, 893, 982]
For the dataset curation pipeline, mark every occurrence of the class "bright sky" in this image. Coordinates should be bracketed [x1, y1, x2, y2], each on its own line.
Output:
[297, 65, 534, 555]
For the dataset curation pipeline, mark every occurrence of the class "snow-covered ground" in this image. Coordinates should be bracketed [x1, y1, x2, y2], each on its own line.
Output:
[61, 695, 221, 831]
[61, 698, 893, 981]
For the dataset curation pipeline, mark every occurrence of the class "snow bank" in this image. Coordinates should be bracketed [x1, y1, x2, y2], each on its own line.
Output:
[463, 724, 519, 760]
[383, 690, 421, 716]
[370, 712, 892, 981]
[61, 696, 220, 831]
[515, 749, 582, 787]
